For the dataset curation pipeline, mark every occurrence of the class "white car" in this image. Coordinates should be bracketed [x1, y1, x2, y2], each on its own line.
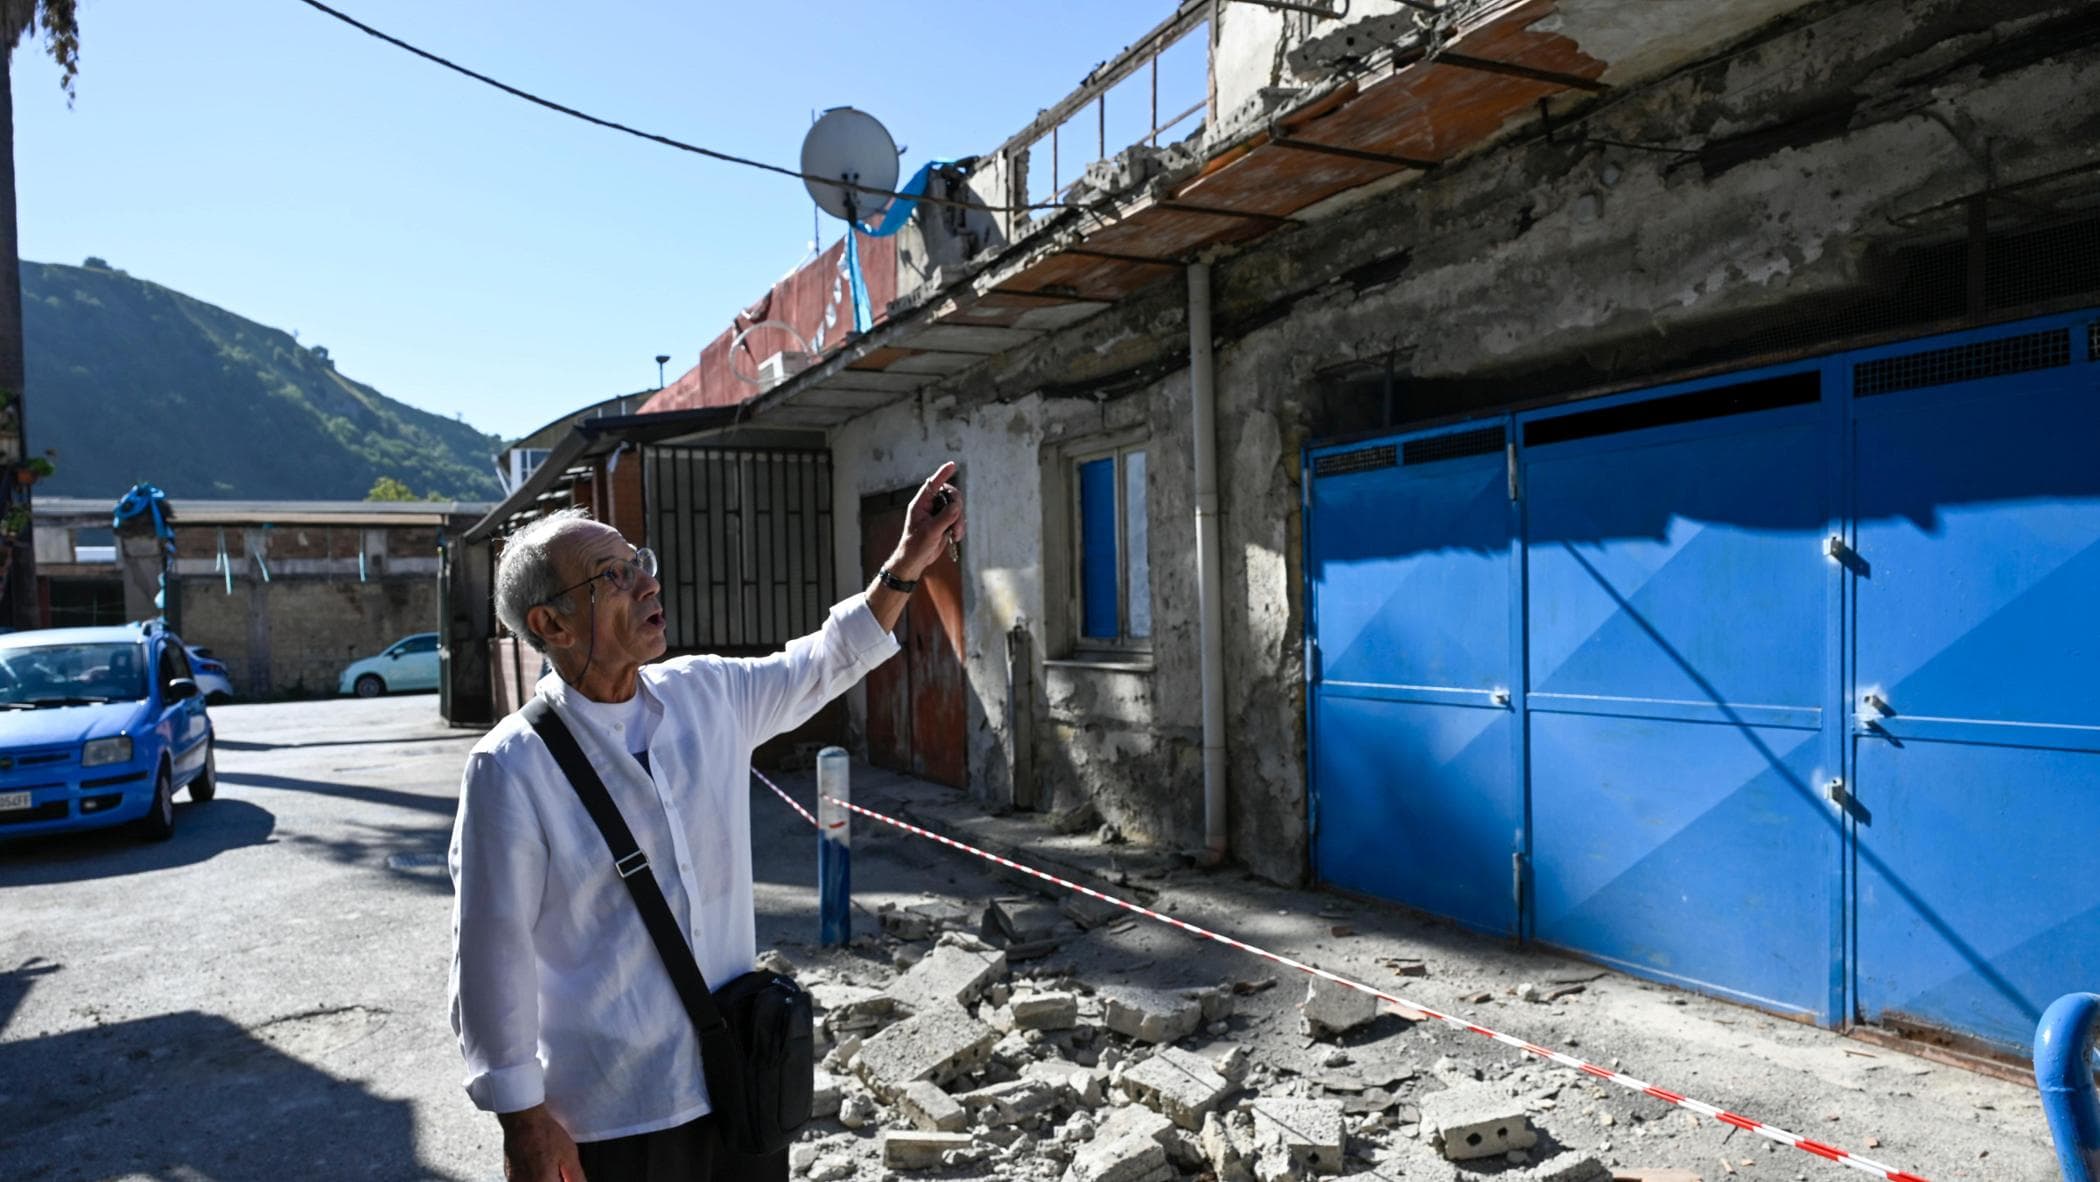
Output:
[338, 632, 441, 698]
[186, 646, 236, 704]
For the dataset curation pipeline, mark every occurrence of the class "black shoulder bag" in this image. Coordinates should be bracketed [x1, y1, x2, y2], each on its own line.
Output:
[522, 697, 815, 1156]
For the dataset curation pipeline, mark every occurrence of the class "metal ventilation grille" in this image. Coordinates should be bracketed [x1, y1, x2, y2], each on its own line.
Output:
[1854, 329, 2071, 397]
[1404, 426, 1506, 465]
[1313, 444, 1397, 477]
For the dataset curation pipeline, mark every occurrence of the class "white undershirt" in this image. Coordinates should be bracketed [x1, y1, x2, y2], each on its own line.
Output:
[562, 685, 653, 758]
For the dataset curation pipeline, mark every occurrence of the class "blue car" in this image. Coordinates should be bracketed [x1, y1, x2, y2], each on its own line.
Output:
[0, 621, 216, 842]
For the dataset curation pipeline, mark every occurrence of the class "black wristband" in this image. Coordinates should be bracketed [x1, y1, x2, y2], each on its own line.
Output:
[877, 567, 919, 593]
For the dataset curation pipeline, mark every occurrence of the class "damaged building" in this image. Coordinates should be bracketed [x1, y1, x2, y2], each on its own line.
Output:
[467, 0, 2100, 1062]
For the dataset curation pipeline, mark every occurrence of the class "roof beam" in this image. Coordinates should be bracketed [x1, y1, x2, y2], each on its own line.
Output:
[1429, 52, 1610, 94]
[1266, 135, 1440, 171]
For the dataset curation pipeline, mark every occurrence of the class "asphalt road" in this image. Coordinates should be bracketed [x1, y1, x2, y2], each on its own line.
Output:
[0, 695, 1016, 1182]
[0, 695, 495, 1181]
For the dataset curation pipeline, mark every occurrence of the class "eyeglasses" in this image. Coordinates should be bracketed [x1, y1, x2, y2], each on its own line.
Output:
[541, 547, 657, 606]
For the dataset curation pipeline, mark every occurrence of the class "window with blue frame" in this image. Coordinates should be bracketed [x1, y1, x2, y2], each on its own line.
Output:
[1073, 446, 1150, 649]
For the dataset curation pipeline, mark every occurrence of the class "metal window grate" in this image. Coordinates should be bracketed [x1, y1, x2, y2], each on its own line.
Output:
[644, 446, 834, 651]
[1313, 444, 1397, 477]
[1404, 426, 1506, 466]
[1854, 329, 2071, 397]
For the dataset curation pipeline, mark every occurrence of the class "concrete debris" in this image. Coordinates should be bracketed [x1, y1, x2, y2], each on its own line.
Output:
[1025, 1058, 1109, 1107]
[1012, 989, 1081, 1030]
[854, 1003, 999, 1097]
[1420, 1083, 1539, 1161]
[959, 1078, 1063, 1127]
[1285, 14, 1427, 78]
[990, 1029, 1035, 1068]
[1214, 1045, 1250, 1082]
[836, 1090, 878, 1130]
[1118, 1046, 1238, 1130]
[881, 1130, 976, 1171]
[809, 1070, 842, 1119]
[809, 983, 899, 1038]
[1101, 985, 1204, 1044]
[755, 948, 797, 977]
[1249, 1097, 1347, 1176]
[1529, 1151, 1614, 1181]
[1061, 893, 1123, 929]
[806, 1154, 853, 1182]
[884, 941, 1008, 1014]
[822, 1033, 860, 1071]
[1064, 1131, 1172, 1182]
[1302, 976, 1380, 1038]
[985, 896, 1066, 944]
[897, 1079, 968, 1132]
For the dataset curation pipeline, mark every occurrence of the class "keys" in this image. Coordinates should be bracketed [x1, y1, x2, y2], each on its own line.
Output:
[930, 488, 961, 563]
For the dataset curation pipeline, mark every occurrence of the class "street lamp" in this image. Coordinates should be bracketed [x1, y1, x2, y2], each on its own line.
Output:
[655, 354, 672, 388]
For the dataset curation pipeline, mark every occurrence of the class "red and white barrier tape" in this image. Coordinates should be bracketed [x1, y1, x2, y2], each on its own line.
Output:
[756, 769, 819, 828]
[750, 771, 1931, 1182]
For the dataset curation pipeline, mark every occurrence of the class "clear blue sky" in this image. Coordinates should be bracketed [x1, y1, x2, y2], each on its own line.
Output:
[13, 0, 1184, 441]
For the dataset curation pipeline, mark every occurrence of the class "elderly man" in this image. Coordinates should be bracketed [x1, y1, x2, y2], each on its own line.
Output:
[451, 463, 965, 1182]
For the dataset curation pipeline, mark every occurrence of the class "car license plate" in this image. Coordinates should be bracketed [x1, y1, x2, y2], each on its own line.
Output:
[0, 791, 29, 811]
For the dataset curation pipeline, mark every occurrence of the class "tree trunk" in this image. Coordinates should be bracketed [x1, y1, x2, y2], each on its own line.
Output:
[0, 44, 37, 629]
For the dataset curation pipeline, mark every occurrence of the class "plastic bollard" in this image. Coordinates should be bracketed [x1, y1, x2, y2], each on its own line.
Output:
[2037, 992, 2100, 1182]
[817, 747, 851, 947]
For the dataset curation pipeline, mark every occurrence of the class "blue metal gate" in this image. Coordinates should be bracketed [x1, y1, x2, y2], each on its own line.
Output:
[1848, 320, 2100, 1051]
[1306, 422, 1521, 936]
[1521, 372, 1842, 1021]
[1305, 308, 2100, 1053]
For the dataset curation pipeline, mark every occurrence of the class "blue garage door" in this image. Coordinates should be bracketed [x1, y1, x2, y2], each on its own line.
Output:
[1849, 321, 2100, 1051]
[1304, 309, 2099, 1051]
[1306, 422, 1521, 936]
[1521, 372, 1842, 1021]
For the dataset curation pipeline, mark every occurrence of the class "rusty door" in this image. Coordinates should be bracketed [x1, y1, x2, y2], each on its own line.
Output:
[860, 500, 911, 772]
[860, 489, 967, 788]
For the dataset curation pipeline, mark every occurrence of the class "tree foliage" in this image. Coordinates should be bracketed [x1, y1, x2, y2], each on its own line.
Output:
[365, 476, 419, 502]
[7, 0, 83, 99]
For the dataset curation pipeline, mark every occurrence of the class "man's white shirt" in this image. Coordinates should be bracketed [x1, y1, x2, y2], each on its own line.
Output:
[448, 594, 899, 1142]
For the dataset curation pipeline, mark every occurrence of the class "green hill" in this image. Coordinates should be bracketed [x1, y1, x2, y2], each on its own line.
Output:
[22, 259, 505, 502]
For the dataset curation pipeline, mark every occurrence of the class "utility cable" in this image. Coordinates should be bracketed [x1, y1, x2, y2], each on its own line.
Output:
[289, 0, 1079, 219]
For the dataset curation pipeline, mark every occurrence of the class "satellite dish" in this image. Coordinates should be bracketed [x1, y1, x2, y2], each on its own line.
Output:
[800, 107, 899, 223]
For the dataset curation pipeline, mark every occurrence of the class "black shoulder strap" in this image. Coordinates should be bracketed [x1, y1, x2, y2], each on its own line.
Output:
[522, 696, 730, 1040]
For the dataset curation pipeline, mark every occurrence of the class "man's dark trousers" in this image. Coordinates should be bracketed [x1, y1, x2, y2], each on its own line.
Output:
[576, 1114, 788, 1182]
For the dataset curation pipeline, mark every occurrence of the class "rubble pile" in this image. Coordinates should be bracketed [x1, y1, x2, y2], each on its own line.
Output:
[769, 895, 1677, 1182]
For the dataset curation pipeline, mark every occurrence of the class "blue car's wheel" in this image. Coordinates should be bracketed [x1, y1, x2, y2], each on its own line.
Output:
[354, 674, 385, 699]
[136, 764, 174, 842]
[188, 742, 216, 803]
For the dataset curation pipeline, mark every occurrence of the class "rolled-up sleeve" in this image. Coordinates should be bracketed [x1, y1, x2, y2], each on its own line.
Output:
[448, 748, 549, 1114]
[727, 593, 902, 746]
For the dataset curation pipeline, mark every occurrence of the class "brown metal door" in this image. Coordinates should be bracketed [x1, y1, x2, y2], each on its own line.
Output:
[909, 555, 967, 788]
[860, 499, 910, 773]
[859, 487, 967, 789]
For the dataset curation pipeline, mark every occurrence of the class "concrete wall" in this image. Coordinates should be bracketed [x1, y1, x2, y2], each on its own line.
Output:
[151, 522, 449, 697]
[179, 576, 439, 698]
[824, 0, 2100, 885]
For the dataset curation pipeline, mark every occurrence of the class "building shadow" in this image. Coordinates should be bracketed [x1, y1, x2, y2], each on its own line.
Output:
[0, 961, 468, 1182]
[0, 798, 276, 887]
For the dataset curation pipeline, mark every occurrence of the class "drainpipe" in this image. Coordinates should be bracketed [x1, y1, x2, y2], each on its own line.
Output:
[1189, 260, 1228, 864]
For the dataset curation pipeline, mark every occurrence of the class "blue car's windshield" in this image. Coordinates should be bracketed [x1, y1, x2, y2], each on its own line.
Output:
[0, 642, 148, 708]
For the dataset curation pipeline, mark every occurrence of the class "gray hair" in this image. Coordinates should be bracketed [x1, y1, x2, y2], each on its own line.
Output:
[494, 508, 595, 652]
